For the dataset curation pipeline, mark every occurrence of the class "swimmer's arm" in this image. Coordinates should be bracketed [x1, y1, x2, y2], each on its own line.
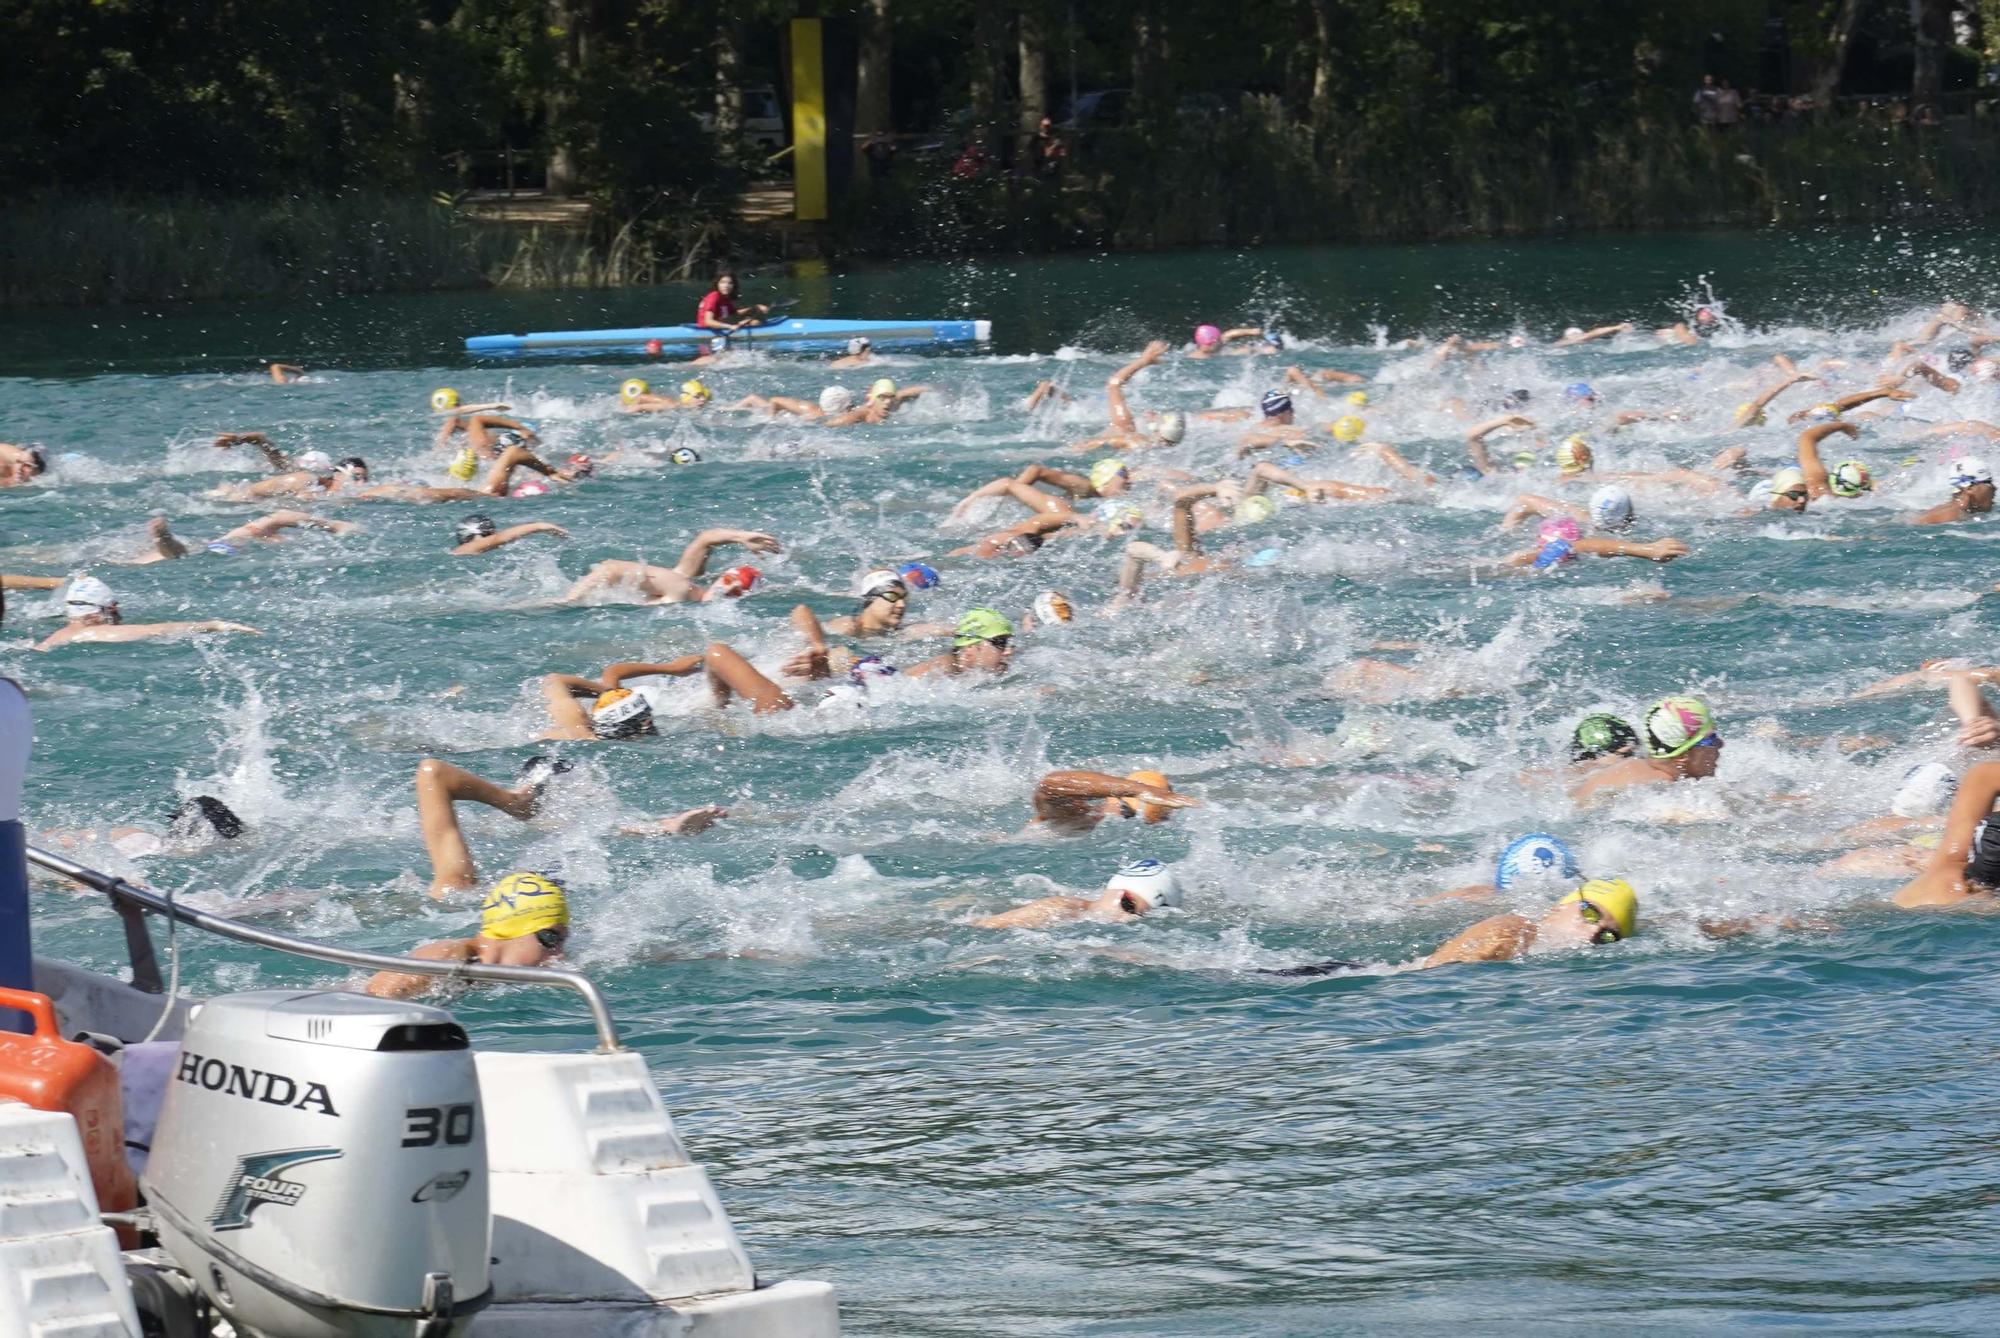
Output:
[1697, 914, 1837, 940]
[539, 674, 600, 737]
[1913, 419, 2000, 439]
[1017, 463, 1094, 496]
[1312, 368, 1366, 384]
[1352, 441, 1435, 487]
[1283, 366, 1327, 398]
[0, 573, 63, 590]
[1464, 415, 1532, 476]
[1735, 372, 1814, 426]
[215, 432, 292, 471]
[1948, 670, 2000, 748]
[1170, 482, 1228, 554]
[1656, 323, 1697, 346]
[365, 938, 477, 998]
[1104, 340, 1168, 433]
[673, 528, 780, 579]
[62, 621, 260, 644]
[892, 386, 929, 404]
[1032, 770, 1195, 813]
[1421, 913, 1535, 967]
[1219, 327, 1264, 345]
[1795, 421, 1857, 496]
[1572, 536, 1689, 562]
[783, 604, 833, 680]
[1833, 385, 1916, 413]
[1559, 323, 1631, 345]
[1497, 493, 1580, 530]
[620, 805, 729, 837]
[453, 522, 568, 555]
[601, 658, 704, 686]
[1892, 759, 2000, 907]
[1410, 883, 1498, 907]
[972, 897, 1089, 930]
[1903, 361, 1960, 394]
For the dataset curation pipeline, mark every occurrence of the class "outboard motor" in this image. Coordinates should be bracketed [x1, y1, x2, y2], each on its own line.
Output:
[143, 990, 491, 1336]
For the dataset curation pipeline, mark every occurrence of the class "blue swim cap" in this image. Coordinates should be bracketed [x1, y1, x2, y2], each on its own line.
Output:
[1495, 833, 1581, 891]
[1262, 330, 1284, 348]
[898, 562, 941, 590]
[1530, 537, 1575, 571]
[1260, 390, 1294, 418]
[204, 541, 238, 557]
[849, 655, 897, 684]
[1277, 454, 1310, 468]
[1245, 546, 1284, 568]
[1564, 382, 1595, 402]
[1455, 465, 1485, 483]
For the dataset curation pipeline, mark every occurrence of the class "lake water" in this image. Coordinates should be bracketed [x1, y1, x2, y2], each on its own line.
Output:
[5, 228, 1999, 1334]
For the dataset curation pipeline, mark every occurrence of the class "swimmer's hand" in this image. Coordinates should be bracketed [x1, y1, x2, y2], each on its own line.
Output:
[1638, 538, 1690, 562]
[1960, 715, 2000, 749]
[201, 621, 261, 635]
[624, 806, 729, 837]
[734, 531, 783, 554]
[1143, 791, 1201, 811]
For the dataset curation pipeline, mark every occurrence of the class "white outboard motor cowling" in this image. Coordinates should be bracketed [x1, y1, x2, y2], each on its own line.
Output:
[143, 990, 491, 1337]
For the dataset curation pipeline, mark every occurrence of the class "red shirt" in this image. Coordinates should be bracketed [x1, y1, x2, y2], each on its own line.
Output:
[697, 290, 738, 326]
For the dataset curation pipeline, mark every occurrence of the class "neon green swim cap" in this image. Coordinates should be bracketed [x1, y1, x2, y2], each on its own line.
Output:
[1235, 494, 1277, 525]
[1089, 458, 1129, 492]
[953, 607, 1014, 647]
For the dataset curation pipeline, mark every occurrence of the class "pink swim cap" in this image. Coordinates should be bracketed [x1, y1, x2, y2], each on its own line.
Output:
[1194, 324, 1222, 347]
[1538, 517, 1583, 544]
[511, 479, 552, 498]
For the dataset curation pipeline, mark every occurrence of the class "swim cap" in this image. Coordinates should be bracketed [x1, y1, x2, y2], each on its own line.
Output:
[510, 479, 551, 498]
[707, 335, 729, 355]
[1089, 458, 1130, 492]
[1155, 410, 1188, 444]
[337, 456, 368, 479]
[848, 654, 897, 683]
[1510, 450, 1539, 470]
[1032, 590, 1073, 624]
[819, 386, 854, 414]
[1537, 517, 1583, 544]
[64, 575, 115, 616]
[1951, 456, 1993, 489]
[1555, 435, 1592, 475]
[454, 515, 497, 545]
[718, 565, 760, 596]
[564, 453, 595, 477]
[680, 380, 711, 404]
[670, 447, 701, 465]
[295, 450, 335, 477]
[204, 541, 237, 556]
[846, 336, 871, 355]
[1769, 466, 1808, 496]
[494, 430, 525, 450]
[1829, 460, 1872, 497]
[1507, 335, 1528, 349]
[868, 378, 897, 401]
[620, 378, 649, 403]
[1501, 388, 1532, 409]
[1531, 537, 1576, 571]
[953, 607, 1014, 647]
[1105, 859, 1182, 912]
[1331, 415, 1366, 442]
[1948, 347, 1974, 372]
[1643, 695, 1717, 758]
[480, 872, 569, 940]
[1193, 324, 1222, 347]
[1806, 402, 1841, 421]
[1589, 485, 1635, 531]
[447, 447, 479, 481]
[1095, 501, 1144, 535]
[1736, 403, 1767, 427]
[1495, 833, 1582, 892]
[645, 338, 663, 356]
[1260, 390, 1293, 419]
[1564, 327, 1585, 340]
[1560, 879, 1637, 941]
[590, 688, 655, 739]
[1564, 382, 1595, 402]
[1235, 495, 1277, 525]
[858, 569, 906, 601]
[1262, 330, 1284, 349]
[1344, 390, 1369, 408]
[167, 795, 245, 841]
[1891, 761, 1956, 818]
[1245, 546, 1284, 567]
[431, 388, 460, 412]
[899, 562, 941, 590]
[1570, 713, 1639, 762]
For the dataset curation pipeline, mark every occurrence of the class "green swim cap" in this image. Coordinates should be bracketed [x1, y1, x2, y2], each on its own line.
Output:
[1235, 494, 1277, 525]
[1089, 458, 1129, 492]
[1570, 713, 1638, 762]
[953, 607, 1014, 647]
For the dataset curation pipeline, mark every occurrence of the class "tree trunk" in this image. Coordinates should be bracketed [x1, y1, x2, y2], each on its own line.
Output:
[1911, 0, 1950, 111]
[1132, 4, 1169, 122]
[969, 1, 1006, 156]
[1018, 4, 1049, 155]
[544, 0, 587, 197]
[1810, 0, 1868, 113]
[714, 15, 744, 148]
[857, 0, 893, 135]
[1309, 0, 1336, 138]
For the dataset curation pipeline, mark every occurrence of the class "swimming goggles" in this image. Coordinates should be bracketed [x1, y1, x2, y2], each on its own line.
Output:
[1574, 901, 1623, 945]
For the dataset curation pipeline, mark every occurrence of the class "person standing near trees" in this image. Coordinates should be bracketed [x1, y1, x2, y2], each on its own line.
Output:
[1028, 117, 1067, 178]
[1693, 74, 1721, 126]
[1716, 78, 1742, 128]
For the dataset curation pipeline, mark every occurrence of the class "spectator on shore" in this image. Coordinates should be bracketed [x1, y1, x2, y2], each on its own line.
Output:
[1716, 78, 1742, 128]
[1693, 74, 1721, 126]
[1028, 116, 1067, 179]
[953, 134, 991, 181]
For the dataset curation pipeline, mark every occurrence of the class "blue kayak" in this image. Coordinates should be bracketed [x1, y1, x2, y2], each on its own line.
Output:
[465, 317, 991, 357]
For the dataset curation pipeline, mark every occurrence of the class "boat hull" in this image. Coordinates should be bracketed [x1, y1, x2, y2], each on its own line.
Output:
[465, 317, 990, 357]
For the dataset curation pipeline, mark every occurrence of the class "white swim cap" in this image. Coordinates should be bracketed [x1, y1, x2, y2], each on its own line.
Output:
[1589, 485, 1635, 531]
[1951, 456, 1992, 489]
[64, 575, 116, 616]
[1564, 326, 1585, 339]
[1032, 590, 1073, 624]
[1769, 466, 1808, 496]
[1891, 761, 1956, 818]
[1507, 334, 1527, 349]
[1105, 859, 1182, 911]
[295, 450, 335, 476]
[1495, 833, 1581, 892]
[819, 386, 854, 414]
[1155, 410, 1187, 444]
[857, 569, 905, 600]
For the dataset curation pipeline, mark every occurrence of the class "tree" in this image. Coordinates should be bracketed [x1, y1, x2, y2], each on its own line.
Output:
[1812, 0, 1871, 111]
[1019, 2, 1052, 153]
[858, 0, 893, 135]
[1911, 0, 1951, 113]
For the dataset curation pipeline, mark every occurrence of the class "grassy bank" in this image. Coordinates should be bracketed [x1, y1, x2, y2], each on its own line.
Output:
[9, 117, 2000, 309]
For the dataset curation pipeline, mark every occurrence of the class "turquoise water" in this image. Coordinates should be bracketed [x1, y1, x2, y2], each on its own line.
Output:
[6, 229, 2000, 1333]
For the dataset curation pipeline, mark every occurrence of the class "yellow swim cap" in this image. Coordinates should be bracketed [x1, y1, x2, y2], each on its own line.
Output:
[446, 447, 478, 481]
[1344, 390, 1369, 408]
[1735, 402, 1766, 426]
[868, 378, 898, 401]
[1556, 435, 1593, 475]
[1331, 415, 1366, 442]
[1117, 769, 1176, 823]
[480, 872, 569, 940]
[1088, 458, 1129, 492]
[620, 377, 649, 403]
[680, 379, 711, 404]
[1560, 878, 1637, 940]
[1235, 494, 1277, 525]
[431, 388, 460, 412]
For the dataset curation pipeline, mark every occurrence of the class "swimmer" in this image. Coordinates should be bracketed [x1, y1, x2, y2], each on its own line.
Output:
[973, 860, 1185, 928]
[1655, 307, 1720, 345]
[540, 660, 697, 738]
[0, 442, 49, 486]
[1793, 422, 1874, 502]
[435, 410, 538, 455]
[902, 608, 1016, 678]
[1888, 759, 2000, 908]
[1113, 482, 1244, 599]
[1568, 696, 1722, 801]
[1552, 323, 1632, 347]
[1820, 762, 1958, 876]
[1463, 414, 1536, 476]
[265, 362, 305, 383]
[1244, 461, 1392, 505]
[1232, 391, 1311, 456]
[947, 512, 1073, 560]
[690, 335, 732, 366]
[821, 570, 911, 637]
[450, 515, 569, 555]
[1782, 384, 1915, 426]
[35, 795, 247, 864]
[1730, 356, 1818, 427]
[1187, 325, 1271, 360]
[560, 528, 778, 605]
[1022, 380, 1075, 412]
[1411, 833, 1585, 905]
[359, 444, 582, 503]
[210, 440, 359, 501]
[1494, 516, 1688, 570]
[34, 576, 259, 651]
[1909, 457, 1995, 525]
[829, 336, 876, 369]
[1569, 714, 1641, 764]
[366, 869, 570, 998]
[950, 459, 1134, 519]
[1029, 768, 1197, 834]
[1420, 879, 1637, 967]
[132, 512, 358, 562]
[1070, 342, 1187, 450]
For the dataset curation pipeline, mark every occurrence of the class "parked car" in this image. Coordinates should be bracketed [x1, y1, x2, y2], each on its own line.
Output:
[1056, 88, 1133, 130]
[697, 84, 787, 152]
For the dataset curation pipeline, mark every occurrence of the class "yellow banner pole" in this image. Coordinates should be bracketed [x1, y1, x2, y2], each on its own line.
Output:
[790, 19, 827, 222]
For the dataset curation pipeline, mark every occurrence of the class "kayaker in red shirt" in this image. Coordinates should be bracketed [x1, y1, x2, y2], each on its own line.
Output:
[696, 272, 769, 333]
